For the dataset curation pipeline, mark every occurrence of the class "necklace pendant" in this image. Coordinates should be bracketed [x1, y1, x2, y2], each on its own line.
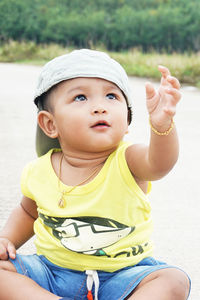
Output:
[58, 195, 66, 208]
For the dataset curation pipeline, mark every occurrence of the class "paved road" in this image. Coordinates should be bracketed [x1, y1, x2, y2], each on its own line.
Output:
[0, 63, 199, 299]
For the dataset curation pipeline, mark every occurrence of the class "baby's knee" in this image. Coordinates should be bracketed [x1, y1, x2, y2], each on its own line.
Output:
[159, 268, 190, 299]
[0, 260, 17, 272]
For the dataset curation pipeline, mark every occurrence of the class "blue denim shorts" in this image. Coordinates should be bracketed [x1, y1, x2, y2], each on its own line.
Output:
[10, 254, 190, 299]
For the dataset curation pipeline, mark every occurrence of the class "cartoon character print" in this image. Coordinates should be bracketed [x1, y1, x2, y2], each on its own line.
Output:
[39, 213, 135, 256]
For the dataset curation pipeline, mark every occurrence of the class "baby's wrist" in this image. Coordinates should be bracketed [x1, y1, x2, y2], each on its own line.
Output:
[149, 117, 174, 136]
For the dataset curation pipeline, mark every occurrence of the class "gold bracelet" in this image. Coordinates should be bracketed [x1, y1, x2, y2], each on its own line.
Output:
[149, 117, 174, 136]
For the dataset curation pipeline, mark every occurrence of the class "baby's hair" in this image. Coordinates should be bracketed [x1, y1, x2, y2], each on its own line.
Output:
[36, 84, 58, 112]
[36, 92, 49, 111]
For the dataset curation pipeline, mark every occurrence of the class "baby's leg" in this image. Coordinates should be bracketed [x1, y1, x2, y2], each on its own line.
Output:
[0, 260, 60, 300]
[126, 268, 190, 300]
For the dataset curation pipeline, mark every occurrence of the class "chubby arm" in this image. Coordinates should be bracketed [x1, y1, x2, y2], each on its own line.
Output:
[126, 66, 181, 181]
[0, 196, 37, 260]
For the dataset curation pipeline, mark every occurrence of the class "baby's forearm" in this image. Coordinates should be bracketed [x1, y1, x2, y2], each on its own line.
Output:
[0, 205, 35, 249]
[148, 124, 179, 179]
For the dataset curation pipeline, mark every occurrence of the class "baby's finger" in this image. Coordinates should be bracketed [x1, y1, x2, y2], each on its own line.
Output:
[166, 87, 182, 104]
[167, 76, 181, 90]
[158, 65, 171, 79]
[7, 242, 16, 259]
[0, 245, 9, 260]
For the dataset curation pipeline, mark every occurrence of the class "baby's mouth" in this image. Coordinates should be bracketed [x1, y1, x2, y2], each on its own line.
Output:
[91, 120, 110, 128]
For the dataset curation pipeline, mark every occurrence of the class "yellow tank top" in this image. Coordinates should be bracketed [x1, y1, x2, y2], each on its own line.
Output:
[21, 142, 153, 272]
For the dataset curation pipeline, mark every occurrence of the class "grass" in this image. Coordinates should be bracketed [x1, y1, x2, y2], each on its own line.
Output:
[0, 40, 71, 65]
[0, 40, 200, 87]
[110, 50, 200, 87]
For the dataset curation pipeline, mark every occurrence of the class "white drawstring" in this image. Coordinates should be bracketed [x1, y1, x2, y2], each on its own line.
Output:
[86, 270, 99, 300]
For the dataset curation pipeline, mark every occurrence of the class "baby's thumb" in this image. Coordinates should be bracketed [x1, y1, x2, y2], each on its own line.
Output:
[145, 82, 156, 100]
[7, 242, 16, 259]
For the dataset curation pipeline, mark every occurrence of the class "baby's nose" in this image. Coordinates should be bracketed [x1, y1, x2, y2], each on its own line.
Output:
[93, 107, 107, 114]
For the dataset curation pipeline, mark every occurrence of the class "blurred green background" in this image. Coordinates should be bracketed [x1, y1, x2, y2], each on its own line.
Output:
[0, 0, 200, 85]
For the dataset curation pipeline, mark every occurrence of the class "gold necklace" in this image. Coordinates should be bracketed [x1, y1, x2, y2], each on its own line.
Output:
[58, 153, 102, 208]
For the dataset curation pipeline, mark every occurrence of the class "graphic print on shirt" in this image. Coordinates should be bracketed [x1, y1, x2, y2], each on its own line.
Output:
[39, 213, 135, 256]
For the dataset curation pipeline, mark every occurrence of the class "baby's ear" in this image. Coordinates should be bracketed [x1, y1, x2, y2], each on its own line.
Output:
[37, 111, 58, 139]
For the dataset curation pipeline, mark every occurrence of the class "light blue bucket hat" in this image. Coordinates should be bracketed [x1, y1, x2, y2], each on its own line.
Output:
[34, 49, 133, 156]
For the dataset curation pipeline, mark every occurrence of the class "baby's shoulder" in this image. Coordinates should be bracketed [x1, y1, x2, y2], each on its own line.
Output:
[23, 148, 55, 173]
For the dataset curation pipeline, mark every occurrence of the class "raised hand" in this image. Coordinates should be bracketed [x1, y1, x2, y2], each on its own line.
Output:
[145, 65, 181, 132]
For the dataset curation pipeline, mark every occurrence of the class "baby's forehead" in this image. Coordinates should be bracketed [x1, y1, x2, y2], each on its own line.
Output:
[56, 77, 122, 91]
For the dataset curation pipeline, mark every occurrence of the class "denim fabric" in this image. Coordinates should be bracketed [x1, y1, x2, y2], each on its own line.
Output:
[10, 254, 190, 300]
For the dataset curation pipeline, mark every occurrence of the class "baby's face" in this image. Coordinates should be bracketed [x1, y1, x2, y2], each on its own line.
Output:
[50, 77, 128, 153]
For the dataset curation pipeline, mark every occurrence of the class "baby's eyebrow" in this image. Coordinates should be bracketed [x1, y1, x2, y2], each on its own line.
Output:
[105, 85, 124, 96]
[67, 86, 85, 94]
[66, 83, 121, 94]
[105, 83, 119, 89]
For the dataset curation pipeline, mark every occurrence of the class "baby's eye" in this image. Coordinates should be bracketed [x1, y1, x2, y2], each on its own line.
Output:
[106, 93, 117, 100]
[74, 94, 87, 101]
